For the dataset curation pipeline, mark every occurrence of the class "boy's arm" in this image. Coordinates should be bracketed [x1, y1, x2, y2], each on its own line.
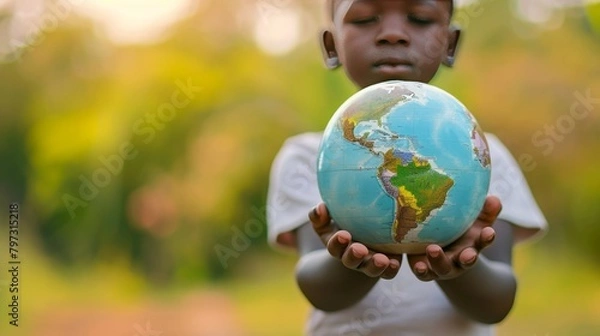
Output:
[295, 223, 381, 311]
[433, 219, 516, 324]
[405, 196, 516, 324]
[295, 204, 404, 312]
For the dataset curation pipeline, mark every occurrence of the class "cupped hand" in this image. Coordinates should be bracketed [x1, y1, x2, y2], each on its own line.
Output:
[309, 203, 402, 279]
[407, 195, 502, 282]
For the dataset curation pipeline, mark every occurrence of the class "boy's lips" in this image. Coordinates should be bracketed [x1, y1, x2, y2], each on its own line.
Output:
[373, 57, 412, 67]
[373, 58, 413, 76]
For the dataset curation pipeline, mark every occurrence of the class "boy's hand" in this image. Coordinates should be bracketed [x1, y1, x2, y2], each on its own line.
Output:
[407, 196, 502, 282]
[309, 203, 402, 279]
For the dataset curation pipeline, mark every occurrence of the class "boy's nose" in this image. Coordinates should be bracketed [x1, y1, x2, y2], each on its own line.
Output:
[376, 15, 410, 45]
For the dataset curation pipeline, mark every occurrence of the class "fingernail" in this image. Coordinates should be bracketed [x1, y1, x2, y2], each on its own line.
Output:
[373, 257, 385, 268]
[429, 249, 440, 258]
[308, 208, 317, 223]
[310, 207, 316, 217]
[415, 263, 427, 275]
[464, 255, 477, 265]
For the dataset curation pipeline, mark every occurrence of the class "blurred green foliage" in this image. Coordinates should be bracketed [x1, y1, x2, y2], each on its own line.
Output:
[0, 0, 599, 289]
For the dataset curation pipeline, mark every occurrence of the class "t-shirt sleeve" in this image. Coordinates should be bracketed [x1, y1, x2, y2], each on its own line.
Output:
[267, 133, 322, 251]
[486, 133, 548, 243]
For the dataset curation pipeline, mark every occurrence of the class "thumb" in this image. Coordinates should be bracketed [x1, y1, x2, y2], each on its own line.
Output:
[309, 203, 337, 241]
[478, 196, 502, 224]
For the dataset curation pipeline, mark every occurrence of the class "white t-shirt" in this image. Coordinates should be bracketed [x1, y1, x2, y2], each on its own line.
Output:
[267, 132, 547, 336]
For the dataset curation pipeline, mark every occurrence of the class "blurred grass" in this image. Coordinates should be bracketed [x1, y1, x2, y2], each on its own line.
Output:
[2, 243, 599, 336]
[220, 252, 309, 336]
[498, 245, 600, 335]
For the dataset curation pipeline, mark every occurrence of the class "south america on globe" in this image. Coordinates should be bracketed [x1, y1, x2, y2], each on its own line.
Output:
[316, 81, 491, 254]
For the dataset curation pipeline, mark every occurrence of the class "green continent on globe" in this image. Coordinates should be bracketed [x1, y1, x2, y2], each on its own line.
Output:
[339, 86, 455, 244]
[382, 151, 454, 242]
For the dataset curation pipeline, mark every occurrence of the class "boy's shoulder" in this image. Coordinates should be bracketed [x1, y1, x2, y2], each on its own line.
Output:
[283, 132, 322, 148]
[273, 132, 323, 160]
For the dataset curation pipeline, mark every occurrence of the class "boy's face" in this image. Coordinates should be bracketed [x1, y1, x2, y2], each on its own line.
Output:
[322, 0, 458, 89]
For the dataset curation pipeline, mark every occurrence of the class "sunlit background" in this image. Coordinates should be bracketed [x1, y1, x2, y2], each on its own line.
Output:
[0, 0, 599, 335]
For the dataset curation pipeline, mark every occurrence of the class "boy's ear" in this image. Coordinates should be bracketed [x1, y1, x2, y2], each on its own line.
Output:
[320, 29, 340, 70]
[442, 25, 461, 68]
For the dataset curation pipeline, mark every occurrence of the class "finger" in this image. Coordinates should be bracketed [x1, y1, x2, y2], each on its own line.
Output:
[326, 231, 352, 259]
[479, 227, 496, 249]
[412, 260, 433, 281]
[340, 243, 369, 269]
[457, 247, 478, 269]
[309, 203, 335, 239]
[361, 253, 389, 278]
[425, 245, 452, 276]
[478, 196, 502, 223]
[380, 256, 402, 280]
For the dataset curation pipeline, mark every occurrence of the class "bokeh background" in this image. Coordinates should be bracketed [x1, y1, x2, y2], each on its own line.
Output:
[0, 0, 599, 335]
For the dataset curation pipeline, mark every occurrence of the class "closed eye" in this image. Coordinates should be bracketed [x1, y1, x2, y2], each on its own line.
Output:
[408, 14, 433, 25]
[351, 16, 378, 25]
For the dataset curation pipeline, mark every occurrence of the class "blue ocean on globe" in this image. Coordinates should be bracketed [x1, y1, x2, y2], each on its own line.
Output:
[317, 81, 491, 254]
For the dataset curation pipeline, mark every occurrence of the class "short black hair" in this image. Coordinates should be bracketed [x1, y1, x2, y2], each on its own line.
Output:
[326, 0, 454, 21]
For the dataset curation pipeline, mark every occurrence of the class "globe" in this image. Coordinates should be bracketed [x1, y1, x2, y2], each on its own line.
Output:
[316, 81, 492, 255]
